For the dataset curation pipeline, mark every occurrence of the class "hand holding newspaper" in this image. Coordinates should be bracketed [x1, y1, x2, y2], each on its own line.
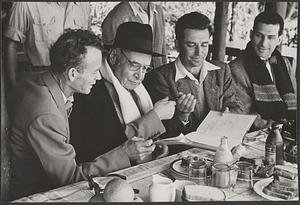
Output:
[155, 111, 257, 151]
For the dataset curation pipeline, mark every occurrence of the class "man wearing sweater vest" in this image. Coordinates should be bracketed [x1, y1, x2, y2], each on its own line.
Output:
[144, 12, 243, 154]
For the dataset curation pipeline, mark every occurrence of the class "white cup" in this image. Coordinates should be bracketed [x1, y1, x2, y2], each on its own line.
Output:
[149, 175, 176, 202]
[174, 180, 197, 202]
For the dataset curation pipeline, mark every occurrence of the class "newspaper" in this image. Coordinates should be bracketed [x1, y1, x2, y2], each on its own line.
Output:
[155, 111, 257, 150]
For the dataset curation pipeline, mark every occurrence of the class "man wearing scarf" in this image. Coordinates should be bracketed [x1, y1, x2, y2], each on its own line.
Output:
[101, 1, 167, 69]
[69, 22, 176, 165]
[229, 11, 296, 130]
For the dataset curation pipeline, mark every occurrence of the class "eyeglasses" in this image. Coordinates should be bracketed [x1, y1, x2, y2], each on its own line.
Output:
[120, 49, 153, 73]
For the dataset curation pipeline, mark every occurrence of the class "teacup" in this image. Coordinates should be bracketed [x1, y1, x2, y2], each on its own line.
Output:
[149, 175, 176, 202]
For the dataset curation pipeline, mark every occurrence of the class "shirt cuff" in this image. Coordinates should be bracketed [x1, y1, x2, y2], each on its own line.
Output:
[181, 119, 190, 126]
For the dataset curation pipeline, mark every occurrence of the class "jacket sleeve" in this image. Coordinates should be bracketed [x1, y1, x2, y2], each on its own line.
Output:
[283, 57, 297, 93]
[144, 69, 198, 139]
[101, 14, 117, 47]
[101, 4, 129, 47]
[229, 59, 272, 130]
[157, 5, 167, 65]
[27, 114, 131, 187]
[221, 63, 244, 113]
[126, 110, 166, 140]
[4, 2, 29, 43]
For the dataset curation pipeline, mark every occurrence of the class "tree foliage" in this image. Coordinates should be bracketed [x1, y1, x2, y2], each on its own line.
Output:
[90, 1, 298, 51]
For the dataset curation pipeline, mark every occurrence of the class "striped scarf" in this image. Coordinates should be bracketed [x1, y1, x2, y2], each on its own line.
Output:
[244, 42, 296, 120]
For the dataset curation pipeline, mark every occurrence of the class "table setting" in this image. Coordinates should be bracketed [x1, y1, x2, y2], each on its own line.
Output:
[12, 127, 298, 202]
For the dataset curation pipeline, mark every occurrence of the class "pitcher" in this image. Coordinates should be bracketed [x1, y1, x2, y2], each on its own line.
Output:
[149, 175, 176, 202]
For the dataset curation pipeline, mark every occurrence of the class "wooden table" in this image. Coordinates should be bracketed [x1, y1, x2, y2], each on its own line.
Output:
[12, 130, 297, 202]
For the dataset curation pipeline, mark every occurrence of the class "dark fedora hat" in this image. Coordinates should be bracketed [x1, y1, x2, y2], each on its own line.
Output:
[113, 22, 164, 57]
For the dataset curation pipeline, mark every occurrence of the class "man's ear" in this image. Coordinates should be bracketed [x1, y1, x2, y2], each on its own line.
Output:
[109, 48, 118, 65]
[175, 39, 180, 52]
[277, 35, 283, 46]
[68, 67, 77, 82]
[250, 30, 253, 40]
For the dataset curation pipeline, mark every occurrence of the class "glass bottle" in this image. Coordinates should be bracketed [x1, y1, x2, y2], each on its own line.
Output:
[265, 123, 284, 165]
[214, 136, 234, 164]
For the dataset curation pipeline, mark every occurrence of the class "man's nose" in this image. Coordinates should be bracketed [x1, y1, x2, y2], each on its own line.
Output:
[95, 70, 102, 80]
[134, 68, 146, 80]
[194, 44, 200, 55]
[260, 36, 268, 47]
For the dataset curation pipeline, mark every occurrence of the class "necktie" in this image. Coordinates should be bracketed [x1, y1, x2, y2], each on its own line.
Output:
[129, 90, 143, 115]
[65, 99, 73, 117]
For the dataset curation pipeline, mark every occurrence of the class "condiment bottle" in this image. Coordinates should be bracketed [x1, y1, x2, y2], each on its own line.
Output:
[265, 123, 284, 165]
[214, 136, 234, 164]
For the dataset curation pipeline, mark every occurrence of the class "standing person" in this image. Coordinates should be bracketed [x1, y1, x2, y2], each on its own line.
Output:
[229, 11, 297, 130]
[4, 2, 91, 91]
[144, 12, 243, 153]
[101, 1, 167, 68]
[69, 22, 175, 164]
[8, 30, 154, 200]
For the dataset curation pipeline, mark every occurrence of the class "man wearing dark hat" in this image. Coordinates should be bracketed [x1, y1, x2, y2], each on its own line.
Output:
[229, 11, 296, 130]
[102, 1, 167, 69]
[69, 22, 176, 164]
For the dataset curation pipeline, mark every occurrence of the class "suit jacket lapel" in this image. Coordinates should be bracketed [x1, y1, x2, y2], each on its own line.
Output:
[42, 72, 70, 137]
[204, 71, 220, 110]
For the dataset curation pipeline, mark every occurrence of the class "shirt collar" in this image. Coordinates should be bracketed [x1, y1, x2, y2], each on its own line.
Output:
[174, 57, 220, 85]
[60, 91, 74, 104]
[129, 2, 157, 16]
[51, 2, 79, 6]
[260, 56, 271, 61]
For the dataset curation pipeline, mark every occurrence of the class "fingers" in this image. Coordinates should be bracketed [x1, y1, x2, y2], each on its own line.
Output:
[159, 96, 169, 102]
[177, 93, 196, 112]
[154, 97, 176, 120]
[125, 138, 157, 161]
[131, 136, 144, 141]
[177, 93, 186, 105]
[190, 99, 197, 112]
[129, 138, 155, 153]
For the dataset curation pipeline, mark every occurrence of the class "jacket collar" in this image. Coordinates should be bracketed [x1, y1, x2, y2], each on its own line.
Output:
[129, 2, 157, 16]
[174, 57, 220, 85]
[47, 2, 79, 6]
[41, 71, 69, 123]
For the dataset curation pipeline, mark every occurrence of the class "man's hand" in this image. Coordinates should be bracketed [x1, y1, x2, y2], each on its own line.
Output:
[176, 92, 196, 122]
[153, 97, 176, 120]
[222, 106, 230, 116]
[122, 137, 156, 162]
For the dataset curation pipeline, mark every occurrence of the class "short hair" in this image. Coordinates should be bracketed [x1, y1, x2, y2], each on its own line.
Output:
[50, 29, 102, 74]
[175, 12, 213, 41]
[253, 11, 284, 36]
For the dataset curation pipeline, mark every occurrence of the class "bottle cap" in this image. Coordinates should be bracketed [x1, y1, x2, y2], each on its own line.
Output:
[221, 136, 228, 144]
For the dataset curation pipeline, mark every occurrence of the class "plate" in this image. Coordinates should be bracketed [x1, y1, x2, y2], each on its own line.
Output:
[89, 193, 143, 202]
[170, 158, 213, 177]
[170, 159, 189, 177]
[253, 177, 298, 201]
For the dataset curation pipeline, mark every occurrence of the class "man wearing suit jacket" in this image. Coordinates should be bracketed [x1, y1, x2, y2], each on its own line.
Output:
[144, 12, 243, 154]
[69, 22, 175, 164]
[8, 30, 154, 200]
[101, 1, 167, 68]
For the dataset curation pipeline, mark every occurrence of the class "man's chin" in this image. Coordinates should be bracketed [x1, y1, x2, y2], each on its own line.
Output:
[80, 88, 91, 95]
[256, 50, 270, 59]
[190, 62, 203, 68]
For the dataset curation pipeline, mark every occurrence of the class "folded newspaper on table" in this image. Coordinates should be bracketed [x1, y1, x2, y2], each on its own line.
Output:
[155, 110, 257, 151]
